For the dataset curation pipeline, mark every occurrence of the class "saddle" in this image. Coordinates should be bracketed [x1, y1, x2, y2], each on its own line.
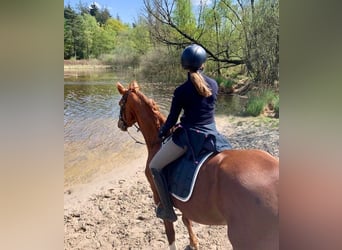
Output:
[161, 125, 219, 202]
[161, 124, 232, 202]
[162, 150, 214, 202]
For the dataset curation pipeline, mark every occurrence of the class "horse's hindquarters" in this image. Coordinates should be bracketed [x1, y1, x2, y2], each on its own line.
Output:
[175, 150, 279, 247]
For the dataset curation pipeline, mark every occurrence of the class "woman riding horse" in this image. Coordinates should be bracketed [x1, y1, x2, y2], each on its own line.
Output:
[149, 44, 232, 222]
[117, 50, 278, 249]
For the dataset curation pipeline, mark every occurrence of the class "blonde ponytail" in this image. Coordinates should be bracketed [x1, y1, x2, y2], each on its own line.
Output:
[190, 71, 212, 97]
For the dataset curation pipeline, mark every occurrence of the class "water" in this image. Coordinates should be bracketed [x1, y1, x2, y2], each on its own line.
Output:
[64, 71, 244, 188]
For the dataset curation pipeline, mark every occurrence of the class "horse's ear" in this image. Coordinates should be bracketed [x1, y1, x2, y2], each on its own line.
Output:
[129, 80, 139, 92]
[116, 82, 126, 95]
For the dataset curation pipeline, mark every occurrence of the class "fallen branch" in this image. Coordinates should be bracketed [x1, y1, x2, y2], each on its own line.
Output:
[233, 81, 252, 95]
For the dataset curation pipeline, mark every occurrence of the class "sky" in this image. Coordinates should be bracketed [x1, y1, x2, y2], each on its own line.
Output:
[64, 0, 146, 24]
[63, 0, 210, 25]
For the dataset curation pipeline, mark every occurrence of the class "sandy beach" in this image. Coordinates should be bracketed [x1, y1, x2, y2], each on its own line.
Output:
[64, 115, 279, 249]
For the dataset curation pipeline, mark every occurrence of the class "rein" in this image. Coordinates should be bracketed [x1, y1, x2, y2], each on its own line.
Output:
[127, 124, 146, 145]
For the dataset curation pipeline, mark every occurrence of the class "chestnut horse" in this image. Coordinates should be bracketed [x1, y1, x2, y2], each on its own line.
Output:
[116, 81, 279, 250]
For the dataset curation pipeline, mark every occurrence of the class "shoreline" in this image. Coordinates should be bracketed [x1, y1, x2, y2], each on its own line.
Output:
[64, 60, 113, 78]
[64, 115, 279, 249]
[64, 65, 113, 70]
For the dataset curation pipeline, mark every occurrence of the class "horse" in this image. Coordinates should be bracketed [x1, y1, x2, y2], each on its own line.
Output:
[116, 81, 279, 250]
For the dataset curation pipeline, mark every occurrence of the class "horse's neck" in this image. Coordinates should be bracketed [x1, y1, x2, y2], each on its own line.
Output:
[137, 119, 159, 146]
[134, 101, 164, 154]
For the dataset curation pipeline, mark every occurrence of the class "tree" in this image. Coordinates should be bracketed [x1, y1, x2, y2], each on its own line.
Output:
[128, 17, 152, 54]
[89, 2, 100, 17]
[81, 14, 98, 58]
[219, 0, 279, 83]
[142, 0, 279, 84]
[173, 0, 196, 34]
[64, 5, 77, 59]
[64, 5, 84, 59]
[97, 8, 111, 25]
[143, 0, 244, 74]
[105, 18, 129, 33]
[64, 19, 74, 59]
[245, 0, 279, 84]
[73, 15, 89, 59]
[64, 4, 122, 59]
[89, 2, 111, 26]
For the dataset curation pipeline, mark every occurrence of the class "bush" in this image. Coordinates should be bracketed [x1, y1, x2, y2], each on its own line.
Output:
[245, 88, 279, 117]
[139, 46, 184, 83]
[216, 76, 235, 89]
[273, 94, 279, 117]
[246, 95, 265, 116]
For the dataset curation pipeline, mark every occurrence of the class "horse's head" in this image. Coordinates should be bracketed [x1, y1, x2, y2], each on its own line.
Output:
[116, 81, 140, 131]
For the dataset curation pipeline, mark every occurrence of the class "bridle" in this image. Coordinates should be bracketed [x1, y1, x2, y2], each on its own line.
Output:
[118, 90, 145, 145]
[118, 90, 130, 131]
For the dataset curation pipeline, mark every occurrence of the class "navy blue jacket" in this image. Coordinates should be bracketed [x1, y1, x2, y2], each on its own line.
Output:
[162, 72, 218, 133]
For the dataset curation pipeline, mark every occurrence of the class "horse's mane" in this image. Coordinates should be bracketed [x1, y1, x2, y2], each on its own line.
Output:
[128, 82, 166, 128]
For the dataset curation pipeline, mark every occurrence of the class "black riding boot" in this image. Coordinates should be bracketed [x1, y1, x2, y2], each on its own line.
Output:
[151, 168, 177, 222]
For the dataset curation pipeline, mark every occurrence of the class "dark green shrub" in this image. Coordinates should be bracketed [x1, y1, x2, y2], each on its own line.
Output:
[245, 88, 279, 117]
[246, 95, 265, 116]
[215, 76, 235, 89]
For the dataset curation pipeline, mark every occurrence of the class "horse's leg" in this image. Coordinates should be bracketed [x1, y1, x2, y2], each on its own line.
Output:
[223, 192, 278, 249]
[226, 205, 278, 250]
[227, 223, 278, 250]
[146, 168, 178, 249]
[227, 221, 255, 250]
[182, 216, 199, 250]
[163, 220, 177, 249]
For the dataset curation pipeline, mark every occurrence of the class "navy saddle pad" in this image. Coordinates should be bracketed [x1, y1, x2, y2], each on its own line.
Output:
[162, 151, 214, 202]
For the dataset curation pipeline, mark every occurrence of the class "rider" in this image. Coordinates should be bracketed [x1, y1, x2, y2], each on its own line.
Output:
[149, 44, 232, 222]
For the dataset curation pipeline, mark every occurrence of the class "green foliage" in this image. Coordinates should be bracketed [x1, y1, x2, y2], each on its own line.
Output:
[244, 0, 279, 84]
[173, 0, 196, 35]
[245, 89, 279, 117]
[108, 18, 151, 72]
[64, 4, 126, 60]
[81, 14, 98, 58]
[64, 5, 77, 59]
[126, 17, 151, 55]
[246, 95, 265, 117]
[64, 19, 74, 58]
[139, 46, 184, 83]
[105, 19, 129, 33]
[215, 76, 235, 89]
[272, 94, 280, 117]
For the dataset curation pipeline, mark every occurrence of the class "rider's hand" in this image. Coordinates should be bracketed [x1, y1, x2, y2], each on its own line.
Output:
[158, 127, 167, 139]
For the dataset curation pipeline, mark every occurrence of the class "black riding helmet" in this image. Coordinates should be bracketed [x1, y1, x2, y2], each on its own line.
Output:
[181, 44, 207, 71]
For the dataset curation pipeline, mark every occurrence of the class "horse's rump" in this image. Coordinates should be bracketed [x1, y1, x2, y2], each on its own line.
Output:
[210, 149, 279, 212]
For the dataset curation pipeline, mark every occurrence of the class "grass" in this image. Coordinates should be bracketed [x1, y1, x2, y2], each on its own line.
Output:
[215, 76, 235, 89]
[246, 95, 265, 116]
[245, 88, 279, 117]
